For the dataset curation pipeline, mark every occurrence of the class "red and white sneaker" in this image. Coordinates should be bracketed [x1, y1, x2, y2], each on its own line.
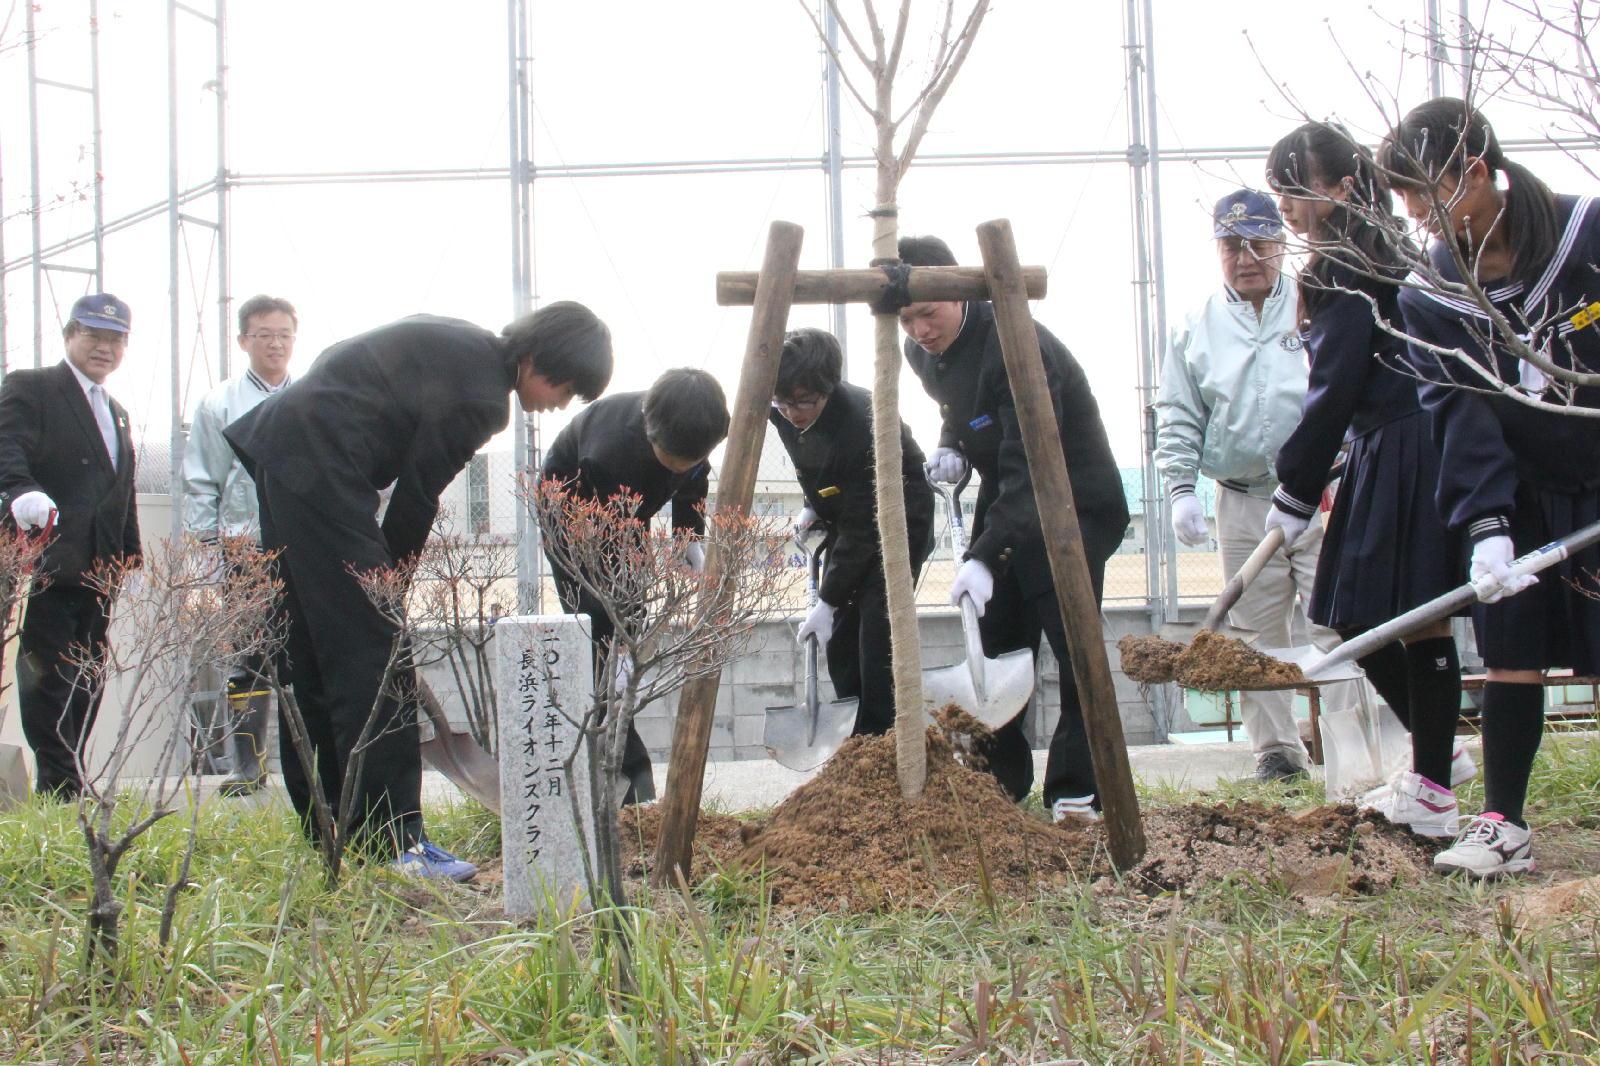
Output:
[1433, 813, 1535, 879]
[1449, 742, 1477, 786]
[1361, 771, 1459, 837]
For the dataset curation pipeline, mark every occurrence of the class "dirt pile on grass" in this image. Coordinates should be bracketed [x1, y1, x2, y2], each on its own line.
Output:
[618, 804, 751, 880]
[1118, 634, 1185, 684]
[736, 722, 1098, 910]
[1133, 801, 1434, 897]
[1173, 630, 1305, 691]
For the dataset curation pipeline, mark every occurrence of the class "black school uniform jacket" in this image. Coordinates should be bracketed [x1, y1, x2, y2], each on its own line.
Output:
[223, 315, 512, 565]
[0, 361, 139, 584]
[1398, 193, 1600, 540]
[540, 391, 708, 534]
[1272, 258, 1419, 517]
[768, 382, 935, 607]
[904, 299, 1130, 589]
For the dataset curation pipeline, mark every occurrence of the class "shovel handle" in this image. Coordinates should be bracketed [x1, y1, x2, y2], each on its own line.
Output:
[1309, 515, 1600, 675]
[1201, 527, 1285, 631]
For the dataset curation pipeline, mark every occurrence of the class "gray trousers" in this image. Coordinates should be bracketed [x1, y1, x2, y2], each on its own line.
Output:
[1214, 485, 1371, 762]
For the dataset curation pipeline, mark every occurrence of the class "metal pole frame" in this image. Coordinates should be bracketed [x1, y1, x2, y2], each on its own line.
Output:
[823, 3, 847, 358]
[509, 0, 541, 614]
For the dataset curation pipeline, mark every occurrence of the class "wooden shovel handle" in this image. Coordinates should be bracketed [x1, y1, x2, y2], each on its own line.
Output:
[1201, 526, 1286, 632]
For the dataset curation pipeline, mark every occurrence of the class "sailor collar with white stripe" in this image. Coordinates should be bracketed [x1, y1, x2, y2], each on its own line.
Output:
[1406, 194, 1597, 320]
[245, 368, 292, 393]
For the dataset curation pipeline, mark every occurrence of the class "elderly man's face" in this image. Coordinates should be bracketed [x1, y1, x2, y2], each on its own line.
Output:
[1216, 236, 1284, 304]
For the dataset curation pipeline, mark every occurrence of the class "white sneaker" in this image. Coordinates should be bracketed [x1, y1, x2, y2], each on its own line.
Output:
[1051, 795, 1101, 825]
[1362, 771, 1459, 837]
[1449, 742, 1477, 786]
[1433, 813, 1535, 879]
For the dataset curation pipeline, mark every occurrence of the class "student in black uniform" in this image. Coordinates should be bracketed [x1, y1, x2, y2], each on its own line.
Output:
[539, 367, 730, 803]
[769, 327, 935, 735]
[225, 301, 613, 881]
[896, 235, 1130, 823]
[1381, 98, 1600, 878]
[1264, 121, 1469, 838]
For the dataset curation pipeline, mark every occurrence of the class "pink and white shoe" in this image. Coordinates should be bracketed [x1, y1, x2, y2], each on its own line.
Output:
[1362, 771, 1459, 838]
[1434, 813, 1535, 878]
[1449, 742, 1477, 786]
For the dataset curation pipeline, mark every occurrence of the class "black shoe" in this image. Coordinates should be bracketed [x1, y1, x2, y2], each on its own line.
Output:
[1254, 751, 1308, 783]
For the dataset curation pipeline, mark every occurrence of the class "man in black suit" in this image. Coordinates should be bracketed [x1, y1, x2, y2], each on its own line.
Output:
[0, 294, 141, 799]
[224, 302, 612, 880]
[897, 236, 1130, 823]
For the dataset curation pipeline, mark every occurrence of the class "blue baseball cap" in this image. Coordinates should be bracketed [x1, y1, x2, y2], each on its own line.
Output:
[1212, 189, 1284, 240]
[69, 293, 132, 333]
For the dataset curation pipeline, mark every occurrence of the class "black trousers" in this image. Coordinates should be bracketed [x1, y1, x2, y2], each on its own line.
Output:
[257, 472, 422, 857]
[978, 553, 1109, 807]
[18, 583, 111, 798]
[547, 560, 654, 804]
[826, 561, 927, 737]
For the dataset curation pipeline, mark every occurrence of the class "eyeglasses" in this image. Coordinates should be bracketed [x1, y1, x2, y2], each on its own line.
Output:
[244, 331, 296, 343]
[772, 394, 826, 414]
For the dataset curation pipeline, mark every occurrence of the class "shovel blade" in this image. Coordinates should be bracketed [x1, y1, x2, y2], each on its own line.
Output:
[1250, 644, 1366, 686]
[420, 730, 503, 812]
[922, 648, 1035, 729]
[763, 698, 858, 772]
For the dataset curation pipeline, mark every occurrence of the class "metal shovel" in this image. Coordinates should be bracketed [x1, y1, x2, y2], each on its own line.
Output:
[1262, 515, 1600, 686]
[417, 675, 503, 811]
[921, 473, 1035, 729]
[1159, 526, 1284, 644]
[763, 534, 859, 771]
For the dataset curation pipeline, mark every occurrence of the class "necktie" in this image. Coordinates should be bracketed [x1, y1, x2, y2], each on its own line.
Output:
[90, 384, 118, 471]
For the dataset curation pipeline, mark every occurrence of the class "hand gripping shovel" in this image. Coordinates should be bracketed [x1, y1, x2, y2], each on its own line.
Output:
[417, 674, 503, 812]
[763, 534, 859, 771]
[921, 473, 1035, 728]
[1260, 516, 1600, 685]
[1159, 526, 1284, 644]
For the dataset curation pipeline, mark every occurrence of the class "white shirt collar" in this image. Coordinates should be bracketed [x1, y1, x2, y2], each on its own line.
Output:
[64, 359, 102, 400]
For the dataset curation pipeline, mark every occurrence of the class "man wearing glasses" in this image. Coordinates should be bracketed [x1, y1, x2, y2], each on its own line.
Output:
[181, 294, 299, 795]
[769, 328, 934, 737]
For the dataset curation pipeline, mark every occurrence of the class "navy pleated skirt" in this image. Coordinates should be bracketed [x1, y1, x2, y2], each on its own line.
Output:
[1310, 410, 1463, 631]
[1473, 482, 1600, 672]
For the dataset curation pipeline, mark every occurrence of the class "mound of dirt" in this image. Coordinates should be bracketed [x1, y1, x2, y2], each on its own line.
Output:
[736, 724, 1098, 910]
[1132, 801, 1434, 897]
[1173, 630, 1305, 691]
[1118, 634, 1185, 684]
[618, 804, 752, 880]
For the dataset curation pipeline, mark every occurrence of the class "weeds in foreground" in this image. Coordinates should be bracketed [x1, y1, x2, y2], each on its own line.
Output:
[0, 735, 1593, 1062]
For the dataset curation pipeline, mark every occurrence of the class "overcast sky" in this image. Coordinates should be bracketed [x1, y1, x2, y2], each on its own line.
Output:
[2, 0, 1593, 477]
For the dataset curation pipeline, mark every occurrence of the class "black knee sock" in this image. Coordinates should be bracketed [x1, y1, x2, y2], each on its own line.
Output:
[1352, 638, 1412, 729]
[1481, 681, 1545, 827]
[1404, 637, 1460, 788]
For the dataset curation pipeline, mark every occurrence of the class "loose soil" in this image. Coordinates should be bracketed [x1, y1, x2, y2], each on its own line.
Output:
[1118, 634, 1185, 684]
[1173, 630, 1306, 691]
[617, 712, 1439, 912]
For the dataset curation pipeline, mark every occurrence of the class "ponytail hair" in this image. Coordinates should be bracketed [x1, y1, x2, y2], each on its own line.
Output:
[1267, 121, 1412, 321]
[1379, 97, 1557, 288]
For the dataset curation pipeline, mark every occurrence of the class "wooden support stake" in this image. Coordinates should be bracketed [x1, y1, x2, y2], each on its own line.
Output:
[716, 265, 1046, 307]
[975, 218, 1146, 872]
[652, 220, 804, 888]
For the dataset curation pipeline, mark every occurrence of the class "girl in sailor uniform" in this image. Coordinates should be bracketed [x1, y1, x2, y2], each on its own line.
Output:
[1381, 97, 1600, 879]
[1264, 121, 1469, 838]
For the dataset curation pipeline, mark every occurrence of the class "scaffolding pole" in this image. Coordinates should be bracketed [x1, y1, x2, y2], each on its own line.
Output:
[823, 3, 847, 356]
[508, 0, 542, 613]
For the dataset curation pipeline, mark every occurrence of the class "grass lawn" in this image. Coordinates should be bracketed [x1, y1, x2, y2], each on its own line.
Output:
[1, 734, 1597, 1064]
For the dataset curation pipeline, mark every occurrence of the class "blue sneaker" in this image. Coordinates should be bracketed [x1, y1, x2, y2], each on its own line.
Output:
[391, 841, 478, 882]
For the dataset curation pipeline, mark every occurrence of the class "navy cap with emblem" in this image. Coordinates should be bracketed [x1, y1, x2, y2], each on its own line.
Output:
[1212, 189, 1284, 241]
[69, 293, 132, 334]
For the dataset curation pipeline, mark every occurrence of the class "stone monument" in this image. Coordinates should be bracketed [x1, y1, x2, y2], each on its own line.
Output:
[494, 614, 598, 917]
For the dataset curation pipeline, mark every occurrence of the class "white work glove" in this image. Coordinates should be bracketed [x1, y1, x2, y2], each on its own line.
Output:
[927, 446, 968, 485]
[1170, 493, 1209, 547]
[796, 599, 836, 646]
[1264, 504, 1309, 546]
[792, 506, 822, 540]
[685, 542, 705, 572]
[950, 558, 995, 617]
[10, 490, 56, 531]
[1470, 534, 1537, 604]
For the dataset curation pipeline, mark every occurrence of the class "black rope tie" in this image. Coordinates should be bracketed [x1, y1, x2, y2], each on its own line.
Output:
[868, 258, 913, 316]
